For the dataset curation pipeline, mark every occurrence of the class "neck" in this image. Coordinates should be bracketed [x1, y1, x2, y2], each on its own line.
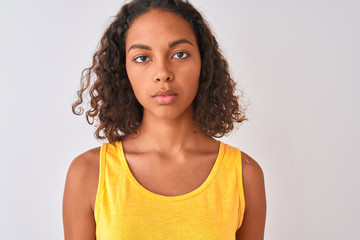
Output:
[126, 106, 211, 154]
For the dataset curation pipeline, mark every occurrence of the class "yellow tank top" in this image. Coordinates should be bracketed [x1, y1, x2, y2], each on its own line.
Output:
[94, 141, 245, 239]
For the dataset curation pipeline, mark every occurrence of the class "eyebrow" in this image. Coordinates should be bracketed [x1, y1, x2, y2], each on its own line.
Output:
[168, 39, 194, 48]
[127, 44, 152, 52]
[127, 39, 194, 53]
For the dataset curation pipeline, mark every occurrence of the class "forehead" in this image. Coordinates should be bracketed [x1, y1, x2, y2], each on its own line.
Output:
[125, 9, 198, 49]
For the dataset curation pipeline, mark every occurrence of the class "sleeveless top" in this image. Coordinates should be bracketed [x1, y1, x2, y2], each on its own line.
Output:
[94, 141, 245, 239]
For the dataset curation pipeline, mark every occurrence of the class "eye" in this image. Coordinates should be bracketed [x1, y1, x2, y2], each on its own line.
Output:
[172, 51, 190, 59]
[134, 55, 150, 63]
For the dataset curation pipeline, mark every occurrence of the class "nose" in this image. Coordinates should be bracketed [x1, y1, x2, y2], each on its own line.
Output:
[155, 75, 171, 82]
[153, 60, 174, 82]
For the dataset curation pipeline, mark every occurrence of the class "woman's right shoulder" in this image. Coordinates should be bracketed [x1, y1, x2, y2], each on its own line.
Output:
[64, 146, 102, 209]
[67, 146, 102, 191]
[68, 146, 101, 175]
[63, 146, 102, 239]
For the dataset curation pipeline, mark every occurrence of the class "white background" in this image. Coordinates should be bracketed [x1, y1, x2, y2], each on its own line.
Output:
[1, 0, 359, 239]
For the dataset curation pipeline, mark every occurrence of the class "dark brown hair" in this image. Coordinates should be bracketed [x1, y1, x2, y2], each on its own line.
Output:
[72, 0, 248, 142]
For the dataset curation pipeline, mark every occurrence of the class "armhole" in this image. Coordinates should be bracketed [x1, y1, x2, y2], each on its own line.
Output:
[94, 143, 107, 224]
[237, 148, 246, 230]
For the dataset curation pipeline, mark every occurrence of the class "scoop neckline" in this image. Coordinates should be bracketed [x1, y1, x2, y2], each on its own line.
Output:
[116, 140, 225, 201]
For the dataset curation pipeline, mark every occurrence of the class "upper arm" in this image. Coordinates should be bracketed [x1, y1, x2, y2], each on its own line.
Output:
[62, 148, 100, 240]
[236, 152, 267, 240]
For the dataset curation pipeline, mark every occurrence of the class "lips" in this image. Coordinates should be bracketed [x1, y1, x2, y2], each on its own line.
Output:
[152, 89, 178, 97]
[152, 89, 178, 104]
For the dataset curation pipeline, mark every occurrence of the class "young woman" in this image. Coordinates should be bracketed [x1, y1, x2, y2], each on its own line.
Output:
[63, 0, 266, 239]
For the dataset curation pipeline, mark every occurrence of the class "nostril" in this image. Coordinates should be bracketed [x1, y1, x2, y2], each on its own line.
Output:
[155, 76, 171, 82]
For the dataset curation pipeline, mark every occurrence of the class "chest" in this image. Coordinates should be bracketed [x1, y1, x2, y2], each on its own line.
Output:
[94, 142, 243, 239]
[124, 152, 218, 197]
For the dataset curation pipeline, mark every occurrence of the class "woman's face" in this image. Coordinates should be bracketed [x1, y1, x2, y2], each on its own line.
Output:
[125, 8, 201, 120]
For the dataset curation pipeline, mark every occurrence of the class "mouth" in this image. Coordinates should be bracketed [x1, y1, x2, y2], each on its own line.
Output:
[152, 89, 178, 97]
[152, 89, 178, 104]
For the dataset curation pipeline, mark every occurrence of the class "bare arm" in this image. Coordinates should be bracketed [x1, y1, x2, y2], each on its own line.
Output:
[236, 152, 267, 240]
[62, 148, 100, 240]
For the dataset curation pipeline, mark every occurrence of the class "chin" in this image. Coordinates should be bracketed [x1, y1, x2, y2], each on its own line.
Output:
[145, 105, 193, 121]
[154, 109, 187, 120]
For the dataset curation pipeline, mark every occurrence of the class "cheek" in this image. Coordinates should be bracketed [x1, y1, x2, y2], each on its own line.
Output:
[182, 63, 201, 93]
[127, 74, 144, 102]
[128, 78, 148, 103]
[126, 64, 145, 93]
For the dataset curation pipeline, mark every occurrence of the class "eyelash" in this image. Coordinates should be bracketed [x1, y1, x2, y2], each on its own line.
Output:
[133, 51, 190, 64]
[173, 51, 190, 59]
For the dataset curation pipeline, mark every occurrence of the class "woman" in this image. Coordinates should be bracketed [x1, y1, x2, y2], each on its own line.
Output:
[63, 0, 266, 239]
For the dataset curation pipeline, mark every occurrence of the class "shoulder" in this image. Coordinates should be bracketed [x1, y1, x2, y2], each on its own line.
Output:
[240, 151, 264, 180]
[64, 146, 101, 208]
[240, 151, 266, 201]
[70, 147, 101, 170]
[227, 143, 264, 178]
[227, 144, 265, 193]
[63, 147, 101, 238]
[235, 151, 266, 239]
[67, 147, 101, 183]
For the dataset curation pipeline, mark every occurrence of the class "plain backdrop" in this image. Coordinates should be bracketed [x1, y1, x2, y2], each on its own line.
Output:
[1, 0, 359, 239]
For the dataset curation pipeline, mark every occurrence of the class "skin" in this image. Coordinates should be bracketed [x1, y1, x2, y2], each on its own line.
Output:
[63, 8, 266, 240]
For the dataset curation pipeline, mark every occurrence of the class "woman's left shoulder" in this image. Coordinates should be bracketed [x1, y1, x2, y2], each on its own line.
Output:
[236, 151, 267, 239]
[240, 151, 265, 178]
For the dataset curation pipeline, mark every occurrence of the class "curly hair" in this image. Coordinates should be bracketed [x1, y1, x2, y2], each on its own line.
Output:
[72, 0, 248, 143]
